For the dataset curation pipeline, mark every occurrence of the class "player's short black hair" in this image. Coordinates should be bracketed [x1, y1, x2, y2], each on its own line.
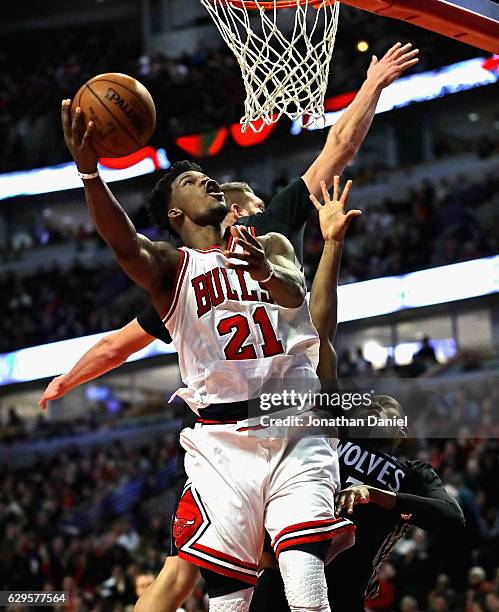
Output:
[145, 160, 203, 235]
[371, 394, 405, 418]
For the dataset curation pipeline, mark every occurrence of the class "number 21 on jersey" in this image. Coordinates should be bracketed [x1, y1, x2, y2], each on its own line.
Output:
[217, 306, 284, 360]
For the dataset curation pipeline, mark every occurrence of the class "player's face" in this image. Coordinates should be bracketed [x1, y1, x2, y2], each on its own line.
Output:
[171, 171, 228, 225]
[379, 404, 408, 445]
[239, 193, 265, 217]
[358, 399, 407, 448]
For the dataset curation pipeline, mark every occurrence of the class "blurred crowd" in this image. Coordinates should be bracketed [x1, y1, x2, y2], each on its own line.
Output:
[0, 258, 141, 353]
[0, 10, 482, 173]
[304, 170, 499, 285]
[0, 433, 182, 610]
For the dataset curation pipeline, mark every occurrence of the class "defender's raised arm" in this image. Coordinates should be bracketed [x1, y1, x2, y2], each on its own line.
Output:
[302, 43, 419, 198]
[309, 177, 361, 380]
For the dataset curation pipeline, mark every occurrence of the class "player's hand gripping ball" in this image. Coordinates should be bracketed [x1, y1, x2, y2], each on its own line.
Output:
[71, 73, 156, 157]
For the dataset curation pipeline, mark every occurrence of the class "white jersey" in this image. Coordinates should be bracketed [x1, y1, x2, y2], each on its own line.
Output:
[164, 234, 319, 413]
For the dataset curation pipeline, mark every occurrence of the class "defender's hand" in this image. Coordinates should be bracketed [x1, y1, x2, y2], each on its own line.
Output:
[39, 376, 68, 410]
[310, 176, 360, 242]
[61, 99, 99, 174]
[367, 42, 419, 89]
[336, 485, 371, 515]
[224, 226, 273, 282]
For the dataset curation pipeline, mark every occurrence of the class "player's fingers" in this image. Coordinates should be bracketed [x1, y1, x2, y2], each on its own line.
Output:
[336, 493, 346, 511]
[398, 49, 419, 63]
[39, 397, 47, 410]
[309, 194, 322, 211]
[234, 238, 263, 258]
[385, 41, 402, 58]
[224, 250, 252, 262]
[61, 99, 72, 138]
[320, 180, 330, 205]
[235, 225, 260, 248]
[71, 106, 83, 145]
[369, 55, 378, 68]
[224, 262, 249, 271]
[346, 209, 362, 218]
[399, 58, 419, 71]
[347, 494, 355, 514]
[392, 42, 412, 59]
[81, 121, 95, 148]
[333, 176, 340, 203]
[340, 179, 353, 205]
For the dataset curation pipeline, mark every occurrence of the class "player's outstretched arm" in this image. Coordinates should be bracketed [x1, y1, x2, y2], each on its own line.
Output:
[39, 319, 155, 409]
[336, 463, 465, 531]
[302, 42, 419, 198]
[61, 99, 180, 294]
[224, 226, 306, 308]
[309, 177, 361, 380]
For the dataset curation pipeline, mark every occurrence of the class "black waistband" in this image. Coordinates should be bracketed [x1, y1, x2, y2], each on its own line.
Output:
[195, 400, 250, 424]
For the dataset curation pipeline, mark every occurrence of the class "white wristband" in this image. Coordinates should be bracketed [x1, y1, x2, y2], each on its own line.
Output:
[78, 169, 100, 180]
[259, 262, 274, 284]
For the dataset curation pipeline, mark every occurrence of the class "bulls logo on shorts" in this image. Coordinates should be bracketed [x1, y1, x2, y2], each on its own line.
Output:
[173, 512, 196, 538]
[174, 486, 205, 549]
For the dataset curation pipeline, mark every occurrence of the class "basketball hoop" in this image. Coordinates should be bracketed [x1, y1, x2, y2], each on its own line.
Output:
[200, 0, 340, 132]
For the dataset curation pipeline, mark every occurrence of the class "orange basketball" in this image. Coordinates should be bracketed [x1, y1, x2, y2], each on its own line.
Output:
[72, 73, 156, 158]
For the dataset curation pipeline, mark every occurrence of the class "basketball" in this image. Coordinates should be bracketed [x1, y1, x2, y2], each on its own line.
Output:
[72, 73, 156, 158]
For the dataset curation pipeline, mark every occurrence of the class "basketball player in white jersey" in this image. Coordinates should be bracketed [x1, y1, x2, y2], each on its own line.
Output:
[62, 99, 356, 611]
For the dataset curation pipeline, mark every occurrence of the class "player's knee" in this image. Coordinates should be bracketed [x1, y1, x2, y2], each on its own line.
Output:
[278, 550, 330, 612]
[209, 587, 254, 611]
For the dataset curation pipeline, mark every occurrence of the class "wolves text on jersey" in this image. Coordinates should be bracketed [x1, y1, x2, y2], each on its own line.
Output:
[338, 441, 406, 492]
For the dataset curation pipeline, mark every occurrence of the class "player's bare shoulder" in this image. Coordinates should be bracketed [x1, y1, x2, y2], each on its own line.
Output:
[257, 232, 296, 261]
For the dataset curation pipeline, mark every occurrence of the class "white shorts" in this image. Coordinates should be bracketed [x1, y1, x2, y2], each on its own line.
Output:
[173, 421, 355, 585]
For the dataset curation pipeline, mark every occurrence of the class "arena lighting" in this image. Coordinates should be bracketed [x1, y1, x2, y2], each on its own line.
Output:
[0, 56, 497, 201]
[0, 148, 170, 201]
[0, 254, 497, 387]
[0, 332, 177, 387]
[291, 55, 499, 134]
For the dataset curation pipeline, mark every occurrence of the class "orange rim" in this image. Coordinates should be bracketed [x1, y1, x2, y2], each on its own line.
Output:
[212, 0, 333, 9]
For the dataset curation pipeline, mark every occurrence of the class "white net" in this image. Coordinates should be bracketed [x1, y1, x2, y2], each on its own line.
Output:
[199, 0, 340, 132]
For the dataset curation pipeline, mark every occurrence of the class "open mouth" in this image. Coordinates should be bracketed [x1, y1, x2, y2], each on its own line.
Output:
[206, 180, 224, 200]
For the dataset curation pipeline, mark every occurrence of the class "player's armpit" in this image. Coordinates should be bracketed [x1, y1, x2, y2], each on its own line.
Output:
[126, 235, 181, 291]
